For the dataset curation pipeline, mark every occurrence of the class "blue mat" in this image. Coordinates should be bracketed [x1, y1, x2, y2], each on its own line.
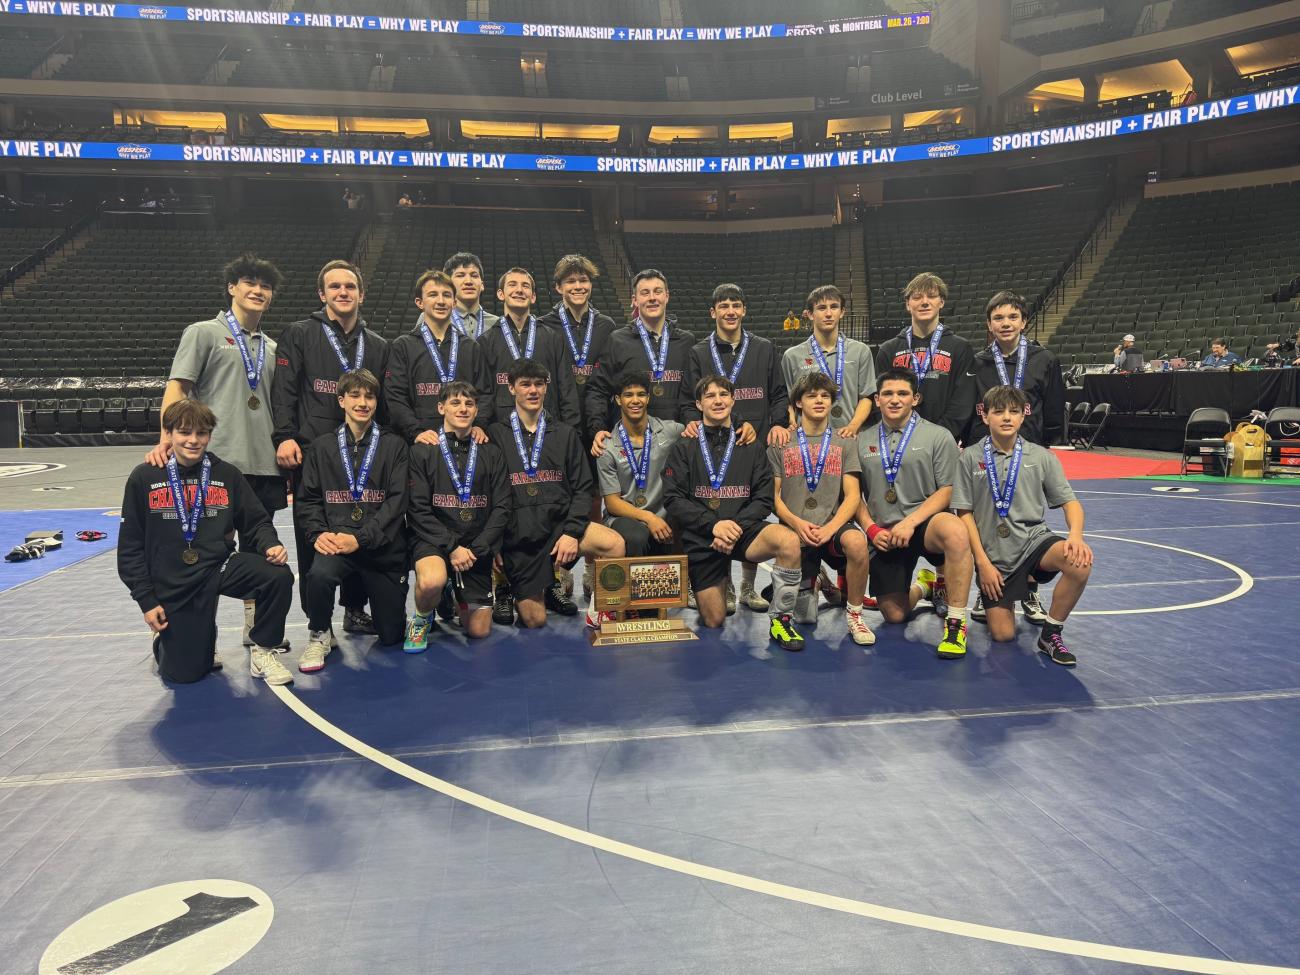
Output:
[0, 507, 120, 593]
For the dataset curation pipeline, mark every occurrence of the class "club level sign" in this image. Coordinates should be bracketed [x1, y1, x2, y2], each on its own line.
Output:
[40, 880, 273, 974]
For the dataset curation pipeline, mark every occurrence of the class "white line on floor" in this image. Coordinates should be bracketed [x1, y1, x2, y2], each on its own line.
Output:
[1076, 489, 1300, 509]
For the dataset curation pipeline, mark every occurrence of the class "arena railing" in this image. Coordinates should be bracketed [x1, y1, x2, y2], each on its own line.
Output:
[0, 206, 98, 298]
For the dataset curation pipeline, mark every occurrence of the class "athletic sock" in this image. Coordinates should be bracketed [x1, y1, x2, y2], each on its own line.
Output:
[587, 593, 597, 617]
[913, 578, 933, 601]
[769, 565, 801, 617]
[1044, 612, 1065, 627]
[847, 603, 862, 614]
[945, 607, 968, 623]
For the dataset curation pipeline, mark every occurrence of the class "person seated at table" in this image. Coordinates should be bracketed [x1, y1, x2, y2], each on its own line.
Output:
[1201, 339, 1242, 369]
[1112, 334, 1143, 370]
[1265, 328, 1300, 367]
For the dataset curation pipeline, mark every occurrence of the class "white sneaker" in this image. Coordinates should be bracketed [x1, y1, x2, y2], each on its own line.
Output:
[738, 581, 769, 611]
[971, 594, 987, 622]
[725, 580, 737, 615]
[687, 586, 697, 609]
[794, 588, 819, 625]
[1021, 590, 1048, 624]
[250, 647, 294, 686]
[299, 629, 332, 673]
[557, 565, 574, 598]
[846, 609, 876, 646]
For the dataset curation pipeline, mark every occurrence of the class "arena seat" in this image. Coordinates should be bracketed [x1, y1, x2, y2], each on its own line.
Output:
[79, 397, 105, 434]
[33, 399, 58, 434]
[54, 40, 223, 85]
[125, 398, 150, 432]
[55, 399, 81, 434]
[102, 397, 128, 433]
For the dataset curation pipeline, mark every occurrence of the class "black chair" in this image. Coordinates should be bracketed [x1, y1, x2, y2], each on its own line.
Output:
[1067, 401, 1090, 429]
[33, 399, 58, 434]
[1263, 406, 1300, 478]
[125, 397, 150, 431]
[80, 397, 105, 433]
[1181, 407, 1231, 475]
[147, 397, 163, 431]
[56, 399, 82, 434]
[1071, 402, 1111, 450]
[103, 397, 127, 432]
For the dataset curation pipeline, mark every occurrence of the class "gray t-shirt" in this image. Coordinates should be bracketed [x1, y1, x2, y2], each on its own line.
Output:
[169, 313, 279, 477]
[767, 428, 861, 526]
[453, 304, 500, 341]
[856, 415, 958, 525]
[598, 418, 685, 521]
[952, 437, 1076, 573]
[781, 333, 876, 428]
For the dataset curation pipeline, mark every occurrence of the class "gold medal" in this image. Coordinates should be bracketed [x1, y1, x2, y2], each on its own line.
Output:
[634, 494, 648, 508]
[181, 546, 199, 565]
[804, 497, 818, 511]
[459, 508, 474, 522]
[652, 383, 665, 396]
[526, 483, 540, 497]
[247, 395, 260, 411]
[996, 522, 1011, 538]
[350, 505, 364, 522]
[832, 405, 843, 419]
[885, 487, 898, 504]
[707, 498, 721, 510]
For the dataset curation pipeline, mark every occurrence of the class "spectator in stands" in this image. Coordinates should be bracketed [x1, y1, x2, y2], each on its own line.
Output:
[272, 259, 390, 634]
[770, 371, 874, 647]
[783, 310, 800, 332]
[342, 187, 360, 211]
[297, 369, 409, 671]
[1112, 333, 1140, 369]
[443, 252, 498, 340]
[396, 192, 414, 208]
[954, 385, 1093, 666]
[488, 359, 624, 630]
[967, 289, 1066, 627]
[147, 252, 290, 651]
[682, 283, 789, 613]
[1202, 338, 1243, 369]
[875, 272, 976, 444]
[118, 400, 293, 686]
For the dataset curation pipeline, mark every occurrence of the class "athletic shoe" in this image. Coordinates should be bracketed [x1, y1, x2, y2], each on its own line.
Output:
[545, 581, 578, 616]
[931, 580, 949, 617]
[342, 608, 376, 635]
[436, 585, 458, 622]
[492, 582, 515, 625]
[241, 601, 291, 651]
[403, 613, 433, 653]
[862, 596, 879, 610]
[298, 630, 333, 673]
[725, 580, 737, 616]
[914, 568, 936, 602]
[818, 568, 844, 607]
[794, 587, 819, 625]
[971, 594, 987, 622]
[1021, 590, 1048, 625]
[936, 617, 967, 659]
[687, 586, 697, 609]
[250, 647, 293, 686]
[583, 562, 594, 601]
[585, 609, 617, 628]
[557, 565, 574, 598]
[846, 609, 876, 646]
[1037, 629, 1077, 666]
[769, 613, 805, 652]
[738, 580, 769, 611]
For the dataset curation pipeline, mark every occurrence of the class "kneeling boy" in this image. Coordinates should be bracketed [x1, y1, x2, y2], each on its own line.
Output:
[118, 400, 294, 685]
[770, 372, 874, 645]
[405, 381, 511, 648]
[953, 385, 1093, 665]
[298, 368, 409, 668]
[664, 374, 804, 651]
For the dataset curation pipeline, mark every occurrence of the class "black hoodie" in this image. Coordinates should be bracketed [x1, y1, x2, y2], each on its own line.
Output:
[875, 324, 976, 443]
[384, 319, 494, 442]
[538, 302, 617, 440]
[966, 340, 1066, 446]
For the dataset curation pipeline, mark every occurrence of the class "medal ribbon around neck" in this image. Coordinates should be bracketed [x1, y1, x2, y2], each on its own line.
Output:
[558, 304, 595, 368]
[808, 334, 844, 392]
[320, 320, 365, 374]
[510, 409, 547, 479]
[879, 412, 919, 490]
[709, 332, 750, 385]
[992, 335, 1028, 389]
[636, 318, 670, 381]
[698, 425, 736, 492]
[419, 319, 460, 384]
[167, 454, 211, 550]
[451, 306, 482, 338]
[438, 434, 479, 507]
[501, 316, 537, 362]
[909, 324, 944, 377]
[337, 423, 380, 506]
[223, 310, 265, 393]
[616, 421, 653, 491]
[982, 435, 1024, 520]
[797, 425, 833, 495]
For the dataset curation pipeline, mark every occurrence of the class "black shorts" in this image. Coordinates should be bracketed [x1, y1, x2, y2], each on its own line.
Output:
[502, 525, 566, 600]
[411, 543, 495, 607]
[986, 534, 1063, 608]
[801, 523, 867, 580]
[684, 521, 769, 592]
[246, 473, 288, 513]
[868, 515, 945, 599]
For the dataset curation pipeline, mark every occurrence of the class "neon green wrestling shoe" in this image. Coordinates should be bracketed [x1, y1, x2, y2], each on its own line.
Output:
[936, 616, 968, 659]
[769, 612, 805, 652]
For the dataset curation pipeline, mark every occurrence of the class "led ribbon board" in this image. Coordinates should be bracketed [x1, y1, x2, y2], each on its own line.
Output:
[0, 86, 1295, 172]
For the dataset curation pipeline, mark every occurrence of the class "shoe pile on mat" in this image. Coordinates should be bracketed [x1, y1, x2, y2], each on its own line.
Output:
[5, 529, 62, 562]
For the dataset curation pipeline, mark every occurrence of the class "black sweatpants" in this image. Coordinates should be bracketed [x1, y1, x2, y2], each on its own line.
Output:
[290, 463, 366, 613]
[305, 553, 408, 646]
[153, 552, 294, 684]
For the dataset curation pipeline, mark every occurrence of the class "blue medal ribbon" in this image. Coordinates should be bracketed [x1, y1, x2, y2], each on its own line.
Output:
[698, 425, 736, 491]
[709, 332, 751, 385]
[320, 320, 365, 374]
[223, 310, 265, 392]
[796, 424, 833, 495]
[451, 306, 483, 338]
[991, 336, 1028, 389]
[438, 434, 479, 506]
[636, 318, 670, 381]
[419, 319, 459, 383]
[557, 304, 594, 368]
[509, 410, 547, 479]
[908, 324, 944, 378]
[808, 334, 844, 392]
[982, 435, 1023, 520]
[166, 454, 211, 549]
[500, 316, 537, 362]
[616, 421, 653, 491]
[879, 413, 919, 490]
[337, 423, 380, 505]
